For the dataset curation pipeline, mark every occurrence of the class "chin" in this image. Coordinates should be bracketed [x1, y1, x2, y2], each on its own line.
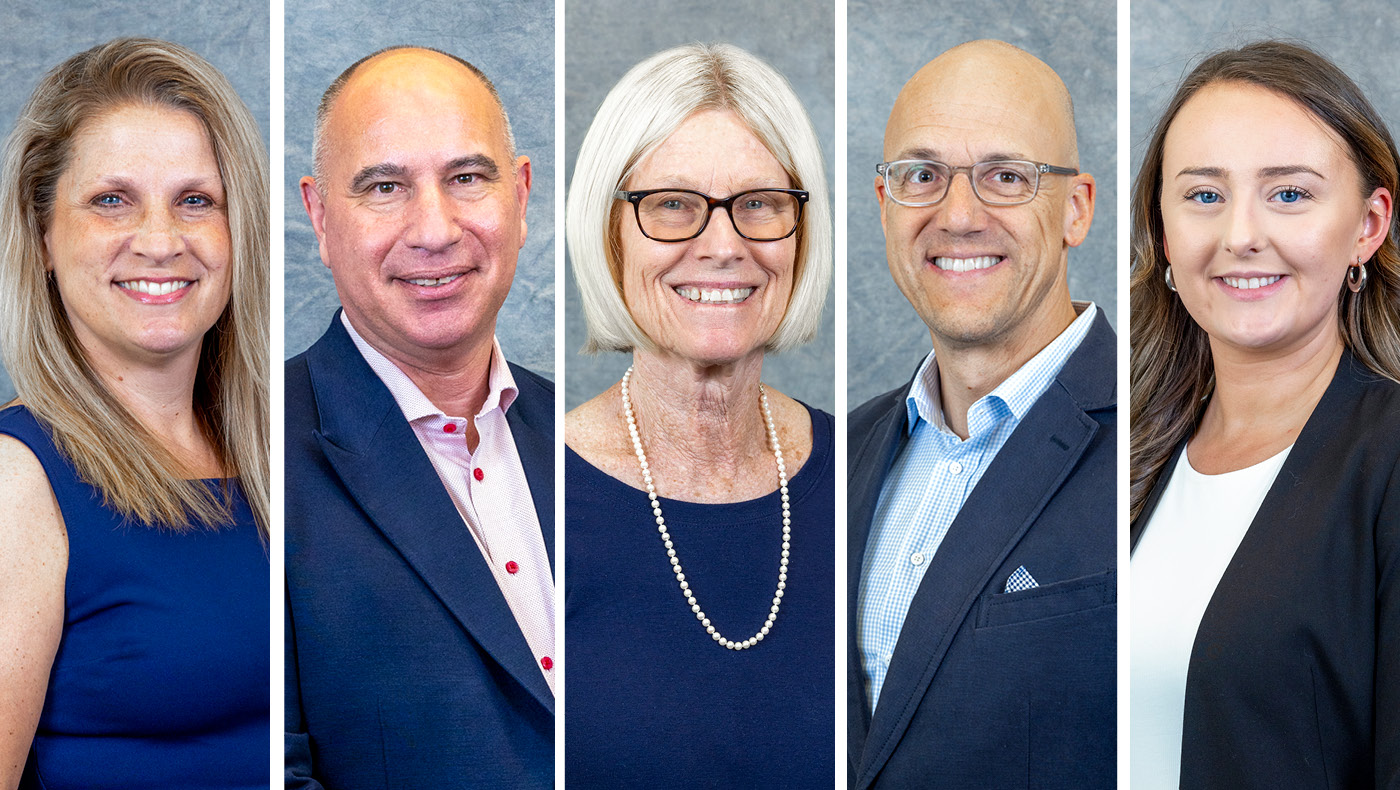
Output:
[668, 341, 765, 368]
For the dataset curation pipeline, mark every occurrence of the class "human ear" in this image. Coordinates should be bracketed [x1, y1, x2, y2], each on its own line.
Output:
[875, 175, 890, 233]
[514, 156, 532, 248]
[1355, 186, 1392, 262]
[299, 177, 331, 268]
[1063, 173, 1096, 248]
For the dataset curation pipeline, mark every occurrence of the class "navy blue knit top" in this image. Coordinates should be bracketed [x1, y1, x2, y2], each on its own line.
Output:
[565, 405, 835, 788]
[0, 405, 269, 790]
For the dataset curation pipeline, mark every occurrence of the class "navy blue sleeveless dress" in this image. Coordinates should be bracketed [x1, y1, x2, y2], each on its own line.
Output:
[0, 405, 269, 790]
[565, 404, 835, 788]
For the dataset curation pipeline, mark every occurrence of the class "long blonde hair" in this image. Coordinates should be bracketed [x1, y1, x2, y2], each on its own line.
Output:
[0, 37, 269, 533]
[1130, 40, 1400, 522]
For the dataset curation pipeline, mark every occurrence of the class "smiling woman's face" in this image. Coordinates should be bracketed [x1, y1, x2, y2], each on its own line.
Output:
[44, 103, 232, 371]
[618, 109, 797, 367]
[1160, 81, 1389, 358]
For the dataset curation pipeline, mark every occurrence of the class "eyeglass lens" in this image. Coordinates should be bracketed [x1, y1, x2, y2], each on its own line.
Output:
[886, 161, 1040, 205]
[636, 190, 801, 241]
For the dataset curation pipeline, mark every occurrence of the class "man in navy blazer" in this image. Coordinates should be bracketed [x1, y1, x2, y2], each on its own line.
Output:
[849, 41, 1115, 789]
[285, 48, 553, 789]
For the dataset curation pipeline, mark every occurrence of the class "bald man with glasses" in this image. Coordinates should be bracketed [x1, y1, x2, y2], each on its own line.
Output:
[847, 40, 1115, 789]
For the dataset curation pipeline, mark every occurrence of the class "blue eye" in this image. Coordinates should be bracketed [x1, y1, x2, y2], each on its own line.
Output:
[1274, 188, 1310, 203]
[180, 194, 212, 207]
[1188, 190, 1221, 205]
[95, 194, 123, 205]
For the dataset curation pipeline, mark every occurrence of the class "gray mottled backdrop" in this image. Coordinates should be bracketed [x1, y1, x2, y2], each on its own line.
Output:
[284, 0, 555, 376]
[847, 0, 1117, 406]
[1132, 4, 1400, 182]
[0, 0, 270, 404]
[564, 0, 836, 412]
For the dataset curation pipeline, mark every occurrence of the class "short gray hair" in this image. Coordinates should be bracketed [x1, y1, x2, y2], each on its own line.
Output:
[310, 45, 516, 185]
[566, 43, 831, 354]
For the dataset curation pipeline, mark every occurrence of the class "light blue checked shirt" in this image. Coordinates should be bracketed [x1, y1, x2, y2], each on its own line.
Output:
[857, 303, 1098, 712]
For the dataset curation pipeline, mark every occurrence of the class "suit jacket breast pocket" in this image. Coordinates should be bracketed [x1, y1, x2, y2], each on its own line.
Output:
[976, 569, 1115, 629]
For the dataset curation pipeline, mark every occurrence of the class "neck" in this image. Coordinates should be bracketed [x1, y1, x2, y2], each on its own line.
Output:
[1199, 326, 1343, 447]
[84, 344, 217, 476]
[627, 350, 770, 470]
[930, 299, 1078, 439]
[391, 342, 495, 421]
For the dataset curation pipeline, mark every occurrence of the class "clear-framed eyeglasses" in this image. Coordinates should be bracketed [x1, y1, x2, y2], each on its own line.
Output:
[613, 188, 809, 242]
[875, 159, 1079, 207]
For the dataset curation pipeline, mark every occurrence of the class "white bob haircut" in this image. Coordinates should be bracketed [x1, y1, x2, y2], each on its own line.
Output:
[567, 43, 832, 354]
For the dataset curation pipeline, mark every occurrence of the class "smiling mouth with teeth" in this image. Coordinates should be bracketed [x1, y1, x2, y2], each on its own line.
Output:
[674, 286, 755, 304]
[405, 274, 463, 287]
[933, 256, 1002, 272]
[1221, 275, 1282, 290]
[117, 279, 192, 296]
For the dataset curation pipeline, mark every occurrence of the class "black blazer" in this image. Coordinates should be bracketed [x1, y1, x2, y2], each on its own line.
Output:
[1131, 352, 1400, 789]
[284, 314, 554, 789]
[848, 311, 1117, 789]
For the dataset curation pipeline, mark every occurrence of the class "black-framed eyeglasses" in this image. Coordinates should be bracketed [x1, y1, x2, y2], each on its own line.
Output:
[875, 159, 1079, 207]
[613, 188, 809, 242]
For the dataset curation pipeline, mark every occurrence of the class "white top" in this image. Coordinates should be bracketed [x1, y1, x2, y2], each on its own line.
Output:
[1130, 443, 1292, 790]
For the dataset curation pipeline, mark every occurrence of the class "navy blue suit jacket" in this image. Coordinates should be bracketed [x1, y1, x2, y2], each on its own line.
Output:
[848, 310, 1117, 789]
[284, 315, 554, 789]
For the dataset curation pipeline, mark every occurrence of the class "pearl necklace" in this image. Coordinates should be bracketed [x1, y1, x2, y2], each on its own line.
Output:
[620, 366, 791, 650]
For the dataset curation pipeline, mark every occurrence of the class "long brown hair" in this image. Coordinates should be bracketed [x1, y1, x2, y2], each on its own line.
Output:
[0, 38, 269, 533]
[1130, 40, 1400, 523]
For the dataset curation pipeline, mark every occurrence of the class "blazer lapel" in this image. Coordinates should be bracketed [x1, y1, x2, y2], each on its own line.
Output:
[306, 318, 555, 714]
[847, 389, 912, 771]
[856, 313, 1114, 788]
[505, 364, 555, 569]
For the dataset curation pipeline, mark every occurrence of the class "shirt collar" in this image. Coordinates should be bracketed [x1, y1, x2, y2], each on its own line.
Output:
[341, 311, 518, 423]
[904, 301, 1098, 436]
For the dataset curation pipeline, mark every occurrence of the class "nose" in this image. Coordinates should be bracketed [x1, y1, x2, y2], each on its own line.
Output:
[404, 185, 464, 252]
[1222, 198, 1265, 257]
[934, 172, 990, 235]
[128, 206, 184, 264]
[690, 205, 747, 264]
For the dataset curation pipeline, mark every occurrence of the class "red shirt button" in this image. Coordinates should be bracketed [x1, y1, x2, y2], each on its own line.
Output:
[505, 561, 519, 574]
[540, 656, 553, 670]
[443, 423, 456, 434]
[473, 467, 484, 481]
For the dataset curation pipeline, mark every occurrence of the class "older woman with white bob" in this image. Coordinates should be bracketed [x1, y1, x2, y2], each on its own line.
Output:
[0, 38, 268, 789]
[564, 43, 833, 786]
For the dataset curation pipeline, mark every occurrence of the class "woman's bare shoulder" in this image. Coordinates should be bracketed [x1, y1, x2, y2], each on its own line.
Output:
[759, 385, 817, 468]
[0, 433, 67, 552]
[566, 386, 623, 454]
[565, 386, 640, 479]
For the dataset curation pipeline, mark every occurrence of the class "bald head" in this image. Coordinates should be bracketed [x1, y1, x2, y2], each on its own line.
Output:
[311, 46, 515, 185]
[885, 40, 1078, 168]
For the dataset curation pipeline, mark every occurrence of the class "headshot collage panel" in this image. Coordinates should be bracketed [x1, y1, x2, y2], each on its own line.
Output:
[0, 0, 1395, 789]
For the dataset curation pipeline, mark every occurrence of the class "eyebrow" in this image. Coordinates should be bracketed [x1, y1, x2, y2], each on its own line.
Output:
[1175, 165, 1326, 180]
[80, 175, 224, 199]
[893, 148, 1029, 163]
[349, 163, 409, 194]
[446, 154, 500, 178]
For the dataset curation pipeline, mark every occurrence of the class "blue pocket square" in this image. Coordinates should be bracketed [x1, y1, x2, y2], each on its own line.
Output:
[1004, 565, 1039, 593]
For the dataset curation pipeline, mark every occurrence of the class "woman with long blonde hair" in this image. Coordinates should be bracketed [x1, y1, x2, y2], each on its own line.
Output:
[0, 38, 268, 789]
